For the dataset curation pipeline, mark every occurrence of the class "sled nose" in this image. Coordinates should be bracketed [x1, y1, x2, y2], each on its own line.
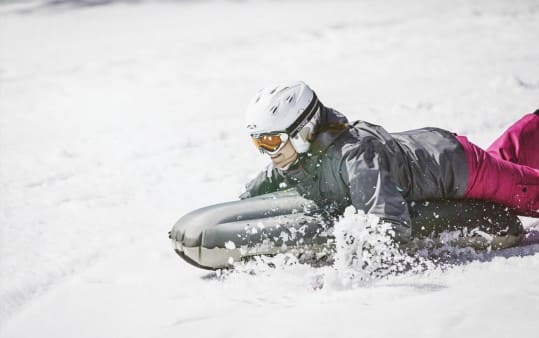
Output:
[169, 230, 183, 252]
[169, 222, 212, 270]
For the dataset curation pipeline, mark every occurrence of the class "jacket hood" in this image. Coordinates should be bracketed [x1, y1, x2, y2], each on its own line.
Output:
[309, 105, 349, 154]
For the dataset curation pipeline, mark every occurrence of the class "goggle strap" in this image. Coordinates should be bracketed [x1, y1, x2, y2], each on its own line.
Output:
[285, 93, 320, 137]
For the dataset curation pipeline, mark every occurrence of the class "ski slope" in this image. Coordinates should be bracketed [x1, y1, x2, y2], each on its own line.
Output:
[1, 0, 538, 337]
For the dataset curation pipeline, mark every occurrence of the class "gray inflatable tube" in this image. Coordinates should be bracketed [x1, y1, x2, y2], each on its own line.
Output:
[169, 190, 524, 270]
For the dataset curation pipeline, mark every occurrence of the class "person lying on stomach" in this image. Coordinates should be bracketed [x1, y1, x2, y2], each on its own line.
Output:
[240, 81, 539, 242]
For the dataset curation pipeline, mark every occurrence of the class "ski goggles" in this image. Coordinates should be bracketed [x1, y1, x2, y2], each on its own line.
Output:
[251, 132, 289, 155]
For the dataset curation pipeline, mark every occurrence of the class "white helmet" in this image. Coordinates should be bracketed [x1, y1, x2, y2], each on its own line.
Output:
[245, 81, 321, 153]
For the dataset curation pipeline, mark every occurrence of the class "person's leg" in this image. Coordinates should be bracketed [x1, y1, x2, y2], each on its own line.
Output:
[457, 136, 539, 218]
[487, 111, 539, 169]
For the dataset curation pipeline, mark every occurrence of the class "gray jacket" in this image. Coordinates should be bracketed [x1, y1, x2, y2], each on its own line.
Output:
[241, 107, 469, 241]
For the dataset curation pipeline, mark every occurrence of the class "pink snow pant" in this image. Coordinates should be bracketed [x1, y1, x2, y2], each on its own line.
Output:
[456, 112, 539, 218]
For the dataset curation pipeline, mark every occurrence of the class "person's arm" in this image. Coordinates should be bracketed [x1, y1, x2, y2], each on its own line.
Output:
[239, 166, 286, 199]
[339, 140, 412, 242]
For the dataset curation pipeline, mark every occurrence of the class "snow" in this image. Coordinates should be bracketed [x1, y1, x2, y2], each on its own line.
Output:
[1, 0, 538, 336]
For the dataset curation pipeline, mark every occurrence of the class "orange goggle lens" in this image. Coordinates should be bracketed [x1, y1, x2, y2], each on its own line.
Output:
[251, 134, 287, 153]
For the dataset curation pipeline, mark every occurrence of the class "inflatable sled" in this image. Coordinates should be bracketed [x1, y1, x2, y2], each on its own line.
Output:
[169, 190, 524, 270]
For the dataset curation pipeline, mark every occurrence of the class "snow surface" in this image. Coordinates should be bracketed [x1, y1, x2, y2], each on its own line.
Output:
[1, 0, 539, 337]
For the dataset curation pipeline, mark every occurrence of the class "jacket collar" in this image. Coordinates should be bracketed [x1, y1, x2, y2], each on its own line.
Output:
[308, 106, 349, 154]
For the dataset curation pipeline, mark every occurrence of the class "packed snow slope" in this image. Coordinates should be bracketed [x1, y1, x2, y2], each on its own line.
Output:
[1, 0, 539, 337]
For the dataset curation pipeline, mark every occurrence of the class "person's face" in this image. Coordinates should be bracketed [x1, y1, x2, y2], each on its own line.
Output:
[269, 140, 298, 169]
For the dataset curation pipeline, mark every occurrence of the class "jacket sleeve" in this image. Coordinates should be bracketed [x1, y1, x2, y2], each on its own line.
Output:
[239, 166, 286, 199]
[339, 140, 412, 242]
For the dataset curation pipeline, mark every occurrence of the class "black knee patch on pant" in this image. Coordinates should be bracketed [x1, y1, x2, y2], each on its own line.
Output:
[534, 109, 539, 116]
